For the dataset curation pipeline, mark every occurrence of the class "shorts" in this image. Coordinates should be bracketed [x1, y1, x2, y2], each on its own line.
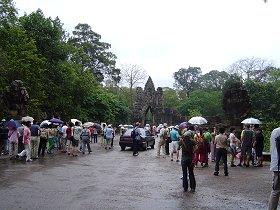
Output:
[170, 141, 179, 153]
[241, 145, 252, 157]
[255, 146, 264, 157]
[229, 145, 237, 155]
[72, 138, 79, 147]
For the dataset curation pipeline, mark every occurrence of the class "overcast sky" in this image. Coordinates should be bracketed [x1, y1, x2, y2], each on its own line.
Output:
[14, 0, 280, 88]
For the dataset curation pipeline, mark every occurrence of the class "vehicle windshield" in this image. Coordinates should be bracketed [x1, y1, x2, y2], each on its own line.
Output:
[123, 128, 151, 137]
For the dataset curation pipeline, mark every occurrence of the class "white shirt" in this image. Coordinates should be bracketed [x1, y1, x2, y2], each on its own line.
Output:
[270, 127, 280, 171]
[62, 125, 68, 138]
[229, 133, 236, 146]
[160, 127, 168, 139]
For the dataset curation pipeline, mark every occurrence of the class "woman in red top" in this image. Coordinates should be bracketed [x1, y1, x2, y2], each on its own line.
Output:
[66, 122, 73, 155]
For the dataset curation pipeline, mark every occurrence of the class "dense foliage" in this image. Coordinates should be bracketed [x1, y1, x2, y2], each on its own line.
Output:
[0, 0, 128, 125]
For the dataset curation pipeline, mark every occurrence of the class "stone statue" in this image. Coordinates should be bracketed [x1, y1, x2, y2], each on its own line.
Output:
[222, 81, 251, 125]
[0, 80, 29, 119]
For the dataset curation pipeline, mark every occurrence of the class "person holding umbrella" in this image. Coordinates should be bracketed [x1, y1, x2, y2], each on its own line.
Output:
[239, 124, 255, 167]
[7, 122, 20, 160]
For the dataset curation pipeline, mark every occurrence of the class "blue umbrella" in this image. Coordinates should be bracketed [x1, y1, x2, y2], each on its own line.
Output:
[49, 118, 64, 124]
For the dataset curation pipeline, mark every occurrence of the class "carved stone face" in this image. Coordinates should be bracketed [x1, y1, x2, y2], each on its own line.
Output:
[223, 83, 251, 119]
[1, 80, 29, 119]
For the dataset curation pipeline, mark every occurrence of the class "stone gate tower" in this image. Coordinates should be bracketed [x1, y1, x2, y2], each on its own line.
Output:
[131, 76, 183, 126]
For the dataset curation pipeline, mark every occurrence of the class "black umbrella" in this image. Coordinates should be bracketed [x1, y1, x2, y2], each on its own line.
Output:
[93, 123, 101, 129]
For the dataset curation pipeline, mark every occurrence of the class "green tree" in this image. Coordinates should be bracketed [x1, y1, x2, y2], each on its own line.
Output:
[19, 9, 68, 62]
[173, 67, 202, 97]
[162, 87, 180, 110]
[267, 68, 280, 83]
[0, 20, 45, 105]
[198, 70, 230, 90]
[69, 23, 120, 83]
[177, 90, 223, 117]
[222, 74, 243, 94]
[19, 10, 75, 119]
[0, 0, 18, 27]
[245, 80, 280, 121]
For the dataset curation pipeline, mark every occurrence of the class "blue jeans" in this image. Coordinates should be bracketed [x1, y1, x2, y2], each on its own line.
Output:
[181, 159, 196, 191]
[82, 139, 91, 153]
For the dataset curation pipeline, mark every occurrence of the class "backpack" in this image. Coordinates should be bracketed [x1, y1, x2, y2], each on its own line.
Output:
[40, 129, 48, 139]
[162, 129, 169, 140]
[131, 128, 138, 139]
[195, 133, 205, 149]
[73, 127, 81, 140]
[81, 129, 90, 141]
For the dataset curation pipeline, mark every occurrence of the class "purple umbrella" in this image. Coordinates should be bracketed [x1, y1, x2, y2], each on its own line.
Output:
[49, 118, 64, 124]
[179, 121, 187, 128]
[6, 120, 22, 128]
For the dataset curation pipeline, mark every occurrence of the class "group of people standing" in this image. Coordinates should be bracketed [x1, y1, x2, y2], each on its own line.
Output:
[0, 119, 117, 162]
[151, 122, 265, 192]
[0, 120, 42, 162]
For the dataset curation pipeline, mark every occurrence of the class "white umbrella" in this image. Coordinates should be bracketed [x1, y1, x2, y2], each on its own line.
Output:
[40, 120, 51, 127]
[188, 116, 207, 125]
[71, 119, 82, 125]
[241, 118, 262, 125]
[22, 116, 34, 122]
[83, 122, 94, 127]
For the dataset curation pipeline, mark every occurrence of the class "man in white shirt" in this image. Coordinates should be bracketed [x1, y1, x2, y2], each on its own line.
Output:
[61, 123, 68, 153]
[268, 127, 280, 210]
[157, 123, 169, 157]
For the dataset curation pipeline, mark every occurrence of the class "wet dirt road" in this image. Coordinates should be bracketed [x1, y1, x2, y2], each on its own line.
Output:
[0, 136, 273, 210]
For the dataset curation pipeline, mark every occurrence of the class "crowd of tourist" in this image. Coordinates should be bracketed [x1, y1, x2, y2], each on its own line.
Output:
[0, 119, 118, 162]
[0, 118, 266, 194]
[147, 122, 265, 192]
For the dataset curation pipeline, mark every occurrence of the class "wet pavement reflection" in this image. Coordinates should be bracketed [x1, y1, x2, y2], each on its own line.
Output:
[0, 135, 272, 210]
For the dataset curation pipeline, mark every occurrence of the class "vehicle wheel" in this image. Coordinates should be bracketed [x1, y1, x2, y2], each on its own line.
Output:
[151, 144, 155, 149]
[121, 146, 126, 151]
